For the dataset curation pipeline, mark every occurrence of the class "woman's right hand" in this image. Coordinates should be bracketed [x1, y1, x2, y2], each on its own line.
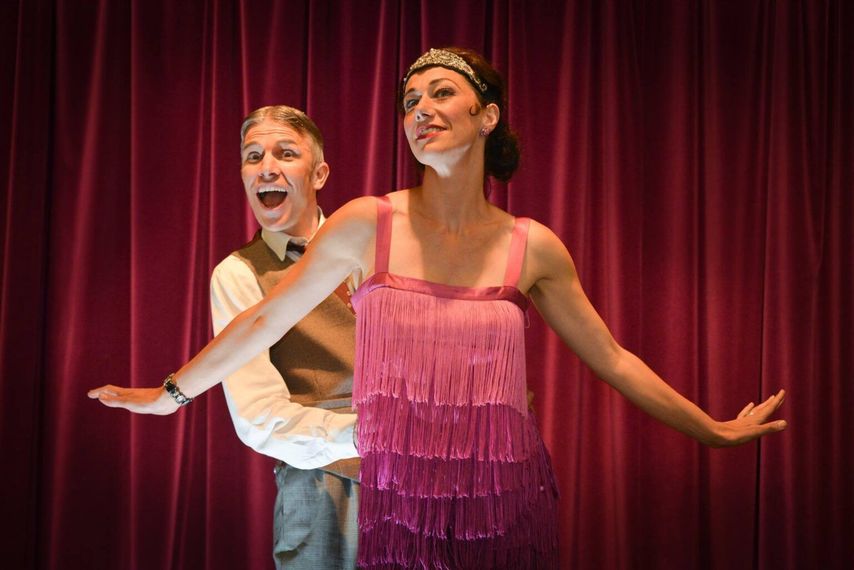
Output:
[87, 385, 180, 415]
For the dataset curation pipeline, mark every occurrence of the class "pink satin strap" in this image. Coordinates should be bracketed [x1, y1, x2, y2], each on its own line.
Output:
[374, 196, 393, 274]
[503, 218, 531, 287]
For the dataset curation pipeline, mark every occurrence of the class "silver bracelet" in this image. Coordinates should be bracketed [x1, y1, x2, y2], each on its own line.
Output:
[163, 373, 193, 406]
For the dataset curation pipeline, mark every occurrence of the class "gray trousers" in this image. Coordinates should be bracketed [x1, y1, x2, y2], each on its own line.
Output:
[273, 463, 359, 569]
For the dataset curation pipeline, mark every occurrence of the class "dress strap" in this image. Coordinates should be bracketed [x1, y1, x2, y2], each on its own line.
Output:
[503, 217, 531, 287]
[374, 195, 393, 274]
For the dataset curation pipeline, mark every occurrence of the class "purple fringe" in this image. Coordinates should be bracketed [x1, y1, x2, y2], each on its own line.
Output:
[358, 519, 559, 569]
[357, 486, 559, 569]
[359, 443, 559, 540]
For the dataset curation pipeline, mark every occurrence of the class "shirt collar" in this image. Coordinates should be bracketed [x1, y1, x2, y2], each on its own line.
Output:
[260, 207, 326, 261]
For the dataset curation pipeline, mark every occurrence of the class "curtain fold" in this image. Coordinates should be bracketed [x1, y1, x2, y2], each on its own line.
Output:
[1, 1, 851, 568]
[1, 1, 55, 567]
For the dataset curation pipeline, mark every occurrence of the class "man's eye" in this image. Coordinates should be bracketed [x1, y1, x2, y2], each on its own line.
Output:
[245, 152, 261, 162]
[280, 149, 297, 159]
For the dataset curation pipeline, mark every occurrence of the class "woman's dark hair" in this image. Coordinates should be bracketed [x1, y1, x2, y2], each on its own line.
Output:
[399, 47, 521, 182]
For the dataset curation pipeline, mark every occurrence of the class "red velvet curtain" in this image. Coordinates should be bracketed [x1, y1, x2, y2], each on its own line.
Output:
[2, 1, 851, 568]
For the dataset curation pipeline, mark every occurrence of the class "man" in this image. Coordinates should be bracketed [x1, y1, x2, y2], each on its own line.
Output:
[210, 105, 358, 569]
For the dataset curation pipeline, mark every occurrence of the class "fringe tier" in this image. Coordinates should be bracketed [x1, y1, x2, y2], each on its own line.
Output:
[353, 283, 559, 569]
[356, 394, 539, 463]
[359, 437, 552, 500]
[354, 288, 529, 414]
[358, 502, 558, 569]
[359, 440, 559, 540]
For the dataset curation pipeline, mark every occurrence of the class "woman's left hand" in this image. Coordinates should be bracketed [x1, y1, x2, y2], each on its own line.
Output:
[712, 389, 788, 447]
[87, 385, 180, 415]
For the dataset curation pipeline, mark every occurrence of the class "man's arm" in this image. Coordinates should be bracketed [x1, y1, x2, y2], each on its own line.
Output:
[210, 256, 357, 468]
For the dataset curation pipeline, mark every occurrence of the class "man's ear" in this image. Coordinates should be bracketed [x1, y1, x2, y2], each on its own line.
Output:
[313, 161, 330, 190]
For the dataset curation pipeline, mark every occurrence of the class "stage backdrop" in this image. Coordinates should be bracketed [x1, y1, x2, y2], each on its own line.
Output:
[2, 1, 851, 568]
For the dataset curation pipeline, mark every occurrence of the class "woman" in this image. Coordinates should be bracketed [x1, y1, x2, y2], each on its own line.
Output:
[90, 48, 787, 568]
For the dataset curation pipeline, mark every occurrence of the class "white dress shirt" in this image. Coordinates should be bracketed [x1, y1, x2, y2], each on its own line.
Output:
[210, 212, 358, 469]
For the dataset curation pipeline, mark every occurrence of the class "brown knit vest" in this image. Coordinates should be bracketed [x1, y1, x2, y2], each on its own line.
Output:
[233, 233, 359, 480]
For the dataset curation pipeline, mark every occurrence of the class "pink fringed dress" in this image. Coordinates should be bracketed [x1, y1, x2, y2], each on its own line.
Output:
[351, 196, 559, 569]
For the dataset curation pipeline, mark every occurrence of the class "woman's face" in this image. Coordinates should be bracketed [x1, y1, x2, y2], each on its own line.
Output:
[401, 67, 496, 170]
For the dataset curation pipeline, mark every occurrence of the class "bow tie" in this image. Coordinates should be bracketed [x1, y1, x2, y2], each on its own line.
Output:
[286, 241, 307, 255]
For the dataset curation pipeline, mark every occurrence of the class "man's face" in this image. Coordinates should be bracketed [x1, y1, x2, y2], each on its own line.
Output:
[240, 119, 329, 236]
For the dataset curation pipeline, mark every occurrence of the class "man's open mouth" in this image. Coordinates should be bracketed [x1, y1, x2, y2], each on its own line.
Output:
[257, 187, 288, 209]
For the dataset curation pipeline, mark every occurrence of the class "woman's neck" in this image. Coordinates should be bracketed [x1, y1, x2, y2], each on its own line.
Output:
[415, 157, 492, 232]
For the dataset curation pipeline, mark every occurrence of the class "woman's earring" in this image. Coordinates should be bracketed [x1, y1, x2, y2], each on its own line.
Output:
[480, 128, 490, 137]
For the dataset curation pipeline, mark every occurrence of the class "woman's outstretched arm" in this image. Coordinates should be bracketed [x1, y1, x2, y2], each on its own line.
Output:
[523, 220, 787, 447]
[88, 196, 378, 415]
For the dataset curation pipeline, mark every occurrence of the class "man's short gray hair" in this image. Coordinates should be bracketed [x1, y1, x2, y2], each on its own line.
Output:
[240, 105, 325, 164]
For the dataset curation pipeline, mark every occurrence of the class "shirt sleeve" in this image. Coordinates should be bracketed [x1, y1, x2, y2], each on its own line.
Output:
[210, 255, 358, 469]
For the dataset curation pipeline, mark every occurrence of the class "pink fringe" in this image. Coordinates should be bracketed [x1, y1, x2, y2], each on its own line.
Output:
[354, 288, 529, 414]
[357, 395, 538, 462]
[359, 446, 552, 499]
[353, 285, 559, 569]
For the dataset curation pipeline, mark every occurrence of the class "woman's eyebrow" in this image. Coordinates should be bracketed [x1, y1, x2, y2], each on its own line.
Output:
[404, 77, 460, 97]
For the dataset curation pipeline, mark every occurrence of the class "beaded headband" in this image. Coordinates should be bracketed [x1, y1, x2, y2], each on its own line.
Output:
[401, 48, 488, 93]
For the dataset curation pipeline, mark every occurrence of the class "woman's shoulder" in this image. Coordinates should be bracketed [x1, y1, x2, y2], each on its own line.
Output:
[332, 194, 387, 220]
[325, 190, 419, 233]
[384, 188, 416, 210]
[524, 219, 575, 271]
[341, 189, 413, 212]
[317, 196, 382, 242]
[514, 216, 560, 247]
